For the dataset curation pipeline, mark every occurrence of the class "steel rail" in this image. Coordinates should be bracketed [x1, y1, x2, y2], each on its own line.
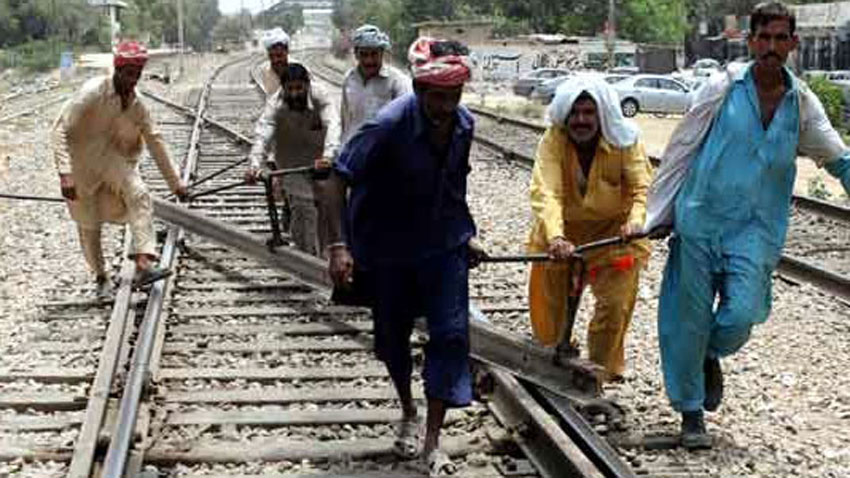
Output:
[66, 236, 138, 478]
[0, 93, 73, 124]
[149, 195, 620, 477]
[138, 88, 253, 146]
[134, 50, 626, 478]
[100, 54, 254, 478]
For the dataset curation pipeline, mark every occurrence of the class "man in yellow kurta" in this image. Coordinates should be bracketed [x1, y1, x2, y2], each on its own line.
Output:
[51, 41, 187, 298]
[528, 76, 652, 381]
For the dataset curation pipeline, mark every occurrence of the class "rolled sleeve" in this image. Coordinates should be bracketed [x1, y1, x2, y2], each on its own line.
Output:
[530, 128, 566, 242]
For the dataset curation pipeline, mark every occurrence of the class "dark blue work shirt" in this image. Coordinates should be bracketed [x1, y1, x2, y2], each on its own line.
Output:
[334, 93, 477, 267]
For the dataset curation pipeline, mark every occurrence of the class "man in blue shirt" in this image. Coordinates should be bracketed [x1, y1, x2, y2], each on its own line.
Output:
[325, 38, 483, 475]
[653, 2, 850, 449]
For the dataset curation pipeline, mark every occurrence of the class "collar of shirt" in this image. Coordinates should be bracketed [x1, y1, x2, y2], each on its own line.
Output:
[740, 62, 797, 121]
[736, 61, 797, 92]
[409, 95, 473, 141]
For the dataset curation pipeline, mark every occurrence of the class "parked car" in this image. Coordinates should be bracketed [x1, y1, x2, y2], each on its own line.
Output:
[692, 58, 722, 77]
[529, 72, 625, 104]
[529, 75, 572, 104]
[513, 68, 570, 97]
[603, 74, 630, 84]
[613, 75, 692, 117]
[608, 66, 640, 75]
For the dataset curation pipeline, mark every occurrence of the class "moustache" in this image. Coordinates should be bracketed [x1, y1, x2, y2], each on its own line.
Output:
[761, 52, 782, 61]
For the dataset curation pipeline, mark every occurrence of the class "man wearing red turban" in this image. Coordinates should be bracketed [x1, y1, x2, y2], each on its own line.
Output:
[325, 37, 484, 477]
[51, 41, 187, 298]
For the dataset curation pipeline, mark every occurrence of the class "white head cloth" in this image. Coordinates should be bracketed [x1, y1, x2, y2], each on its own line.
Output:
[352, 24, 391, 50]
[263, 27, 290, 50]
[546, 75, 638, 148]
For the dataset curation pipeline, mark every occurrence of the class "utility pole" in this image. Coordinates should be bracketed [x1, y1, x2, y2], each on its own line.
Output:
[607, 0, 615, 70]
[178, 0, 185, 76]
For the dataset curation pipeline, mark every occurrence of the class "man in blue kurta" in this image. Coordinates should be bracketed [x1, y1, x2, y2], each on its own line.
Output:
[647, 2, 850, 449]
[325, 38, 483, 476]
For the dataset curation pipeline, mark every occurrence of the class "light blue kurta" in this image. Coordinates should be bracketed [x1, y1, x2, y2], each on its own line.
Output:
[659, 65, 850, 412]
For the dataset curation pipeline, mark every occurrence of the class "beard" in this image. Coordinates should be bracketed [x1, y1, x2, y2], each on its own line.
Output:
[285, 94, 308, 111]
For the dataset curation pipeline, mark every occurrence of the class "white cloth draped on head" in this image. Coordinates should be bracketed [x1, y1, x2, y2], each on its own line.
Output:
[546, 75, 638, 149]
[263, 27, 290, 50]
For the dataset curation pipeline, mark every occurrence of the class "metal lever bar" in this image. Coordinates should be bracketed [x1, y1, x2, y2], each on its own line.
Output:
[480, 231, 659, 264]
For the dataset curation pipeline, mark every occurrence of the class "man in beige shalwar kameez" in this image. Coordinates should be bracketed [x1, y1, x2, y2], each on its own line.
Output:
[51, 41, 187, 298]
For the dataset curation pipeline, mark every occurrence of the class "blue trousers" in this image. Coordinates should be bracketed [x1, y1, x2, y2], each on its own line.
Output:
[659, 233, 773, 412]
[371, 246, 472, 407]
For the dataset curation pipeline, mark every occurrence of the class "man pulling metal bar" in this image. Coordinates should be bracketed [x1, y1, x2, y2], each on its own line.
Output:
[51, 41, 188, 299]
[526, 75, 653, 383]
[246, 63, 340, 257]
[326, 38, 486, 477]
[646, 1, 850, 449]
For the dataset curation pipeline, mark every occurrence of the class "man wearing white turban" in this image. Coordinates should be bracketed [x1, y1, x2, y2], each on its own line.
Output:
[261, 27, 291, 94]
[527, 75, 653, 382]
[339, 25, 410, 144]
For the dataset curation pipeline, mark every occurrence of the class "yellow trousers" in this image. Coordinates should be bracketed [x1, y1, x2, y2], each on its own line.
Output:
[529, 257, 642, 379]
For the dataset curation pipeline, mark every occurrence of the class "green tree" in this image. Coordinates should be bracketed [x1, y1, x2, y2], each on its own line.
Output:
[212, 13, 251, 46]
[261, 4, 304, 34]
[620, 0, 687, 44]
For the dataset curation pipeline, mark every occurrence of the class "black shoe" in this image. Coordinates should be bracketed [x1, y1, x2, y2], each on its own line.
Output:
[95, 275, 113, 301]
[132, 266, 172, 290]
[704, 357, 723, 412]
[681, 410, 712, 450]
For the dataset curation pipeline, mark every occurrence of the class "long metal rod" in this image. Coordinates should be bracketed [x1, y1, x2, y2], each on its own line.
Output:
[0, 193, 64, 202]
[188, 179, 250, 199]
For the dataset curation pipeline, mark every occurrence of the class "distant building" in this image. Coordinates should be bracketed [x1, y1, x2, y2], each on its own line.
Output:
[791, 1, 850, 71]
[412, 20, 495, 45]
[464, 35, 638, 81]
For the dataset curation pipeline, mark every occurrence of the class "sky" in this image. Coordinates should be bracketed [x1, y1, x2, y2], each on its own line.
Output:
[218, 0, 267, 15]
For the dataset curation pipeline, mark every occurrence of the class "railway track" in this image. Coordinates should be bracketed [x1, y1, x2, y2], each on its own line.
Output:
[305, 49, 850, 477]
[0, 71, 193, 476]
[7, 46, 844, 478]
[0, 52, 642, 478]
[0, 84, 79, 124]
[299, 53, 723, 478]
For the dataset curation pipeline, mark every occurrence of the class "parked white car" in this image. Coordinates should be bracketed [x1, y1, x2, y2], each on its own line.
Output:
[613, 75, 692, 117]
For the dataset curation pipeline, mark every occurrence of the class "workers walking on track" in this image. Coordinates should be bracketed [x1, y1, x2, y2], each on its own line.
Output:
[340, 24, 411, 143]
[326, 37, 484, 477]
[526, 76, 652, 382]
[260, 27, 290, 94]
[247, 63, 340, 257]
[51, 41, 188, 299]
[645, 1, 850, 449]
